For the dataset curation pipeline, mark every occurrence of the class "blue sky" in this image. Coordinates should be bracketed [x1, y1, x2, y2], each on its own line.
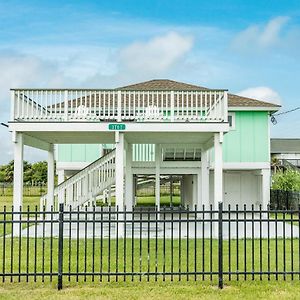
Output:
[0, 0, 300, 163]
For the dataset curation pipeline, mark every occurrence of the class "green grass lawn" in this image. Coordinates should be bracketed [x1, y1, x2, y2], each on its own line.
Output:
[0, 196, 40, 210]
[0, 236, 299, 300]
[0, 196, 41, 236]
[0, 237, 299, 285]
[98, 195, 181, 207]
[0, 195, 180, 210]
[0, 280, 300, 300]
[270, 212, 300, 225]
[136, 195, 181, 206]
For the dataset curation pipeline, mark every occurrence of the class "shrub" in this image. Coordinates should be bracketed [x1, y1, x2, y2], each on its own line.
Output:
[272, 168, 300, 191]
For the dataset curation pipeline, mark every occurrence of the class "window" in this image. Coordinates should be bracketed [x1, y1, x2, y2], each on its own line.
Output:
[228, 112, 236, 130]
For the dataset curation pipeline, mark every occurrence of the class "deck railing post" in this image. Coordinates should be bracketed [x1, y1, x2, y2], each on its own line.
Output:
[10, 90, 15, 121]
[223, 91, 228, 123]
[117, 91, 122, 122]
[218, 201, 223, 289]
[64, 90, 68, 121]
[57, 203, 64, 290]
[170, 91, 175, 122]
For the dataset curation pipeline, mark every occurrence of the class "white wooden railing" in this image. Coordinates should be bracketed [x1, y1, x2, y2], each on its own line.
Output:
[11, 89, 228, 122]
[40, 149, 116, 210]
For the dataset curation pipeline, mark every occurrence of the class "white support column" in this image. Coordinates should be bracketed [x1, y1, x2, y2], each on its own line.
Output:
[108, 186, 112, 206]
[125, 142, 133, 209]
[47, 144, 55, 210]
[214, 132, 223, 209]
[180, 177, 184, 206]
[13, 132, 24, 210]
[155, 144, 161, 210]
[261, 169, 270, 210]
[201, 149, 210, 209]
[13, 132, 23, 235]
[192, 174, 197, 209]
[133, 175, 137, 206]
[196, 171, 201, 210]
[99, 144, 104, 157]
[115, 131, 125, 238]
[57, 170, 65, 185]
[115, 131, 124, 210]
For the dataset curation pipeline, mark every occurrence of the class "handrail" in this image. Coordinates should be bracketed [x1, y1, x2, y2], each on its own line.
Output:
[40, 149, 116, 210]
[55, 149, 115, 190]
[11, 88, 228, 92]
[11, 89, 228, 123]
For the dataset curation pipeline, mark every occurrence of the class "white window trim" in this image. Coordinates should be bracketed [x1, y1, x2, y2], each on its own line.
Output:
[228, 112, 236, 130]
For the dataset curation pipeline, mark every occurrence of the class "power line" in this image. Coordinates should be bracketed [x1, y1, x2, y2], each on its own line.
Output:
[274, 107, 300, 116]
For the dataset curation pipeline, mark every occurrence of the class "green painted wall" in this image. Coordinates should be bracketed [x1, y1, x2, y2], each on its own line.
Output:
[133, 144, 155, 161]
[223, 111, 269, 162]
[58, 144, 100, 162]
[57, 111, 270, 164]
[57, 143, 154, 162]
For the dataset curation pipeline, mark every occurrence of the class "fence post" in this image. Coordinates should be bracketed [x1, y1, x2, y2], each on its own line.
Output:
[57, 203, 64, 290]
[218, 201, 223, 289]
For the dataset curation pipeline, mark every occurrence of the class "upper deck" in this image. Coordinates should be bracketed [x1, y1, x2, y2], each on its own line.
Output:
[8, 79, 278, 147]
[10, 89, 228, 123]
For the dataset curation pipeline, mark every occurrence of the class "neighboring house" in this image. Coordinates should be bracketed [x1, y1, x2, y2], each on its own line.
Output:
[9, 79, 280, 211]
[271, 138, 300, 168]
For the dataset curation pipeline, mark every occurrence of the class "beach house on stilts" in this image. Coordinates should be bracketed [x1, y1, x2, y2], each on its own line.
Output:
[8, 79, 280, 212]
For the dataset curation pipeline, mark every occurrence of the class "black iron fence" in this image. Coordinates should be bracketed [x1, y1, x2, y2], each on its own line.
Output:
[0, 203, 299, 290]
[270, 189, 300, 210]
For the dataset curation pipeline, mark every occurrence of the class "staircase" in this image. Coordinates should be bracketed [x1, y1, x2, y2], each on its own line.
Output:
[40, 149, 116, 210]
[40, 145, 203, 210]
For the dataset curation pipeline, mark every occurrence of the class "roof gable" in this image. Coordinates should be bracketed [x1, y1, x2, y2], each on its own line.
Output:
[118, 79, 208, 91]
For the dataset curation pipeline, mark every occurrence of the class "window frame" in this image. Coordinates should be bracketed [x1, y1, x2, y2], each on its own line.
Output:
[228, 112, 236, 130]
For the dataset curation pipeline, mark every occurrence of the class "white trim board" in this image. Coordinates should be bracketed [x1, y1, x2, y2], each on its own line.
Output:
[229, 106, 279, 112]
[132, 167, 201, 175]
[9, 121, 229, 133]
[210, 162, 270, 170]
[56, 162, 90, 171]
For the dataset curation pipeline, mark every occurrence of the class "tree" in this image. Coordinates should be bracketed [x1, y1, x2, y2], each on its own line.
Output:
[272, 168, 300, 191]
[31, 161, 47, 183]
[271, 156, 281, 174]
[3, 160, 14, 182]
[0, 165, 5, 182]
[23, 161, 33, 183]
[0, 160, 48, 183]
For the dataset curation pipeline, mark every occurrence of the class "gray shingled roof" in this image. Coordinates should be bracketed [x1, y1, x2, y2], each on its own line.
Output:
[118, 79, 280, 109]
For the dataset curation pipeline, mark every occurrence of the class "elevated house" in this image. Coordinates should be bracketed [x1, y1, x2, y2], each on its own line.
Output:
[8, 79, 280, 211]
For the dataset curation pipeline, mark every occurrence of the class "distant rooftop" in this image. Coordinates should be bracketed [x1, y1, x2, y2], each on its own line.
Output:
[271, 138, 300, 154]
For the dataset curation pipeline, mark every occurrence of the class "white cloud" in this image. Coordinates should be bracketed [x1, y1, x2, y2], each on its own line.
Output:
[232, 16, 290, 51]
[0, 52, 66, 107]
[0, 52, 69, 164]
[119, 32, 194, 75]
[237, 86, 281, 104]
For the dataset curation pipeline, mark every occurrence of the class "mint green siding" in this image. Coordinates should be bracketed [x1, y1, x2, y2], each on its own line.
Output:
[133, 144, 155, 161]
[57, 111, 270, 164]
[223, 111, 269, 162]
[58, 144, 100, 162]
[57, 143, 154, 162]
